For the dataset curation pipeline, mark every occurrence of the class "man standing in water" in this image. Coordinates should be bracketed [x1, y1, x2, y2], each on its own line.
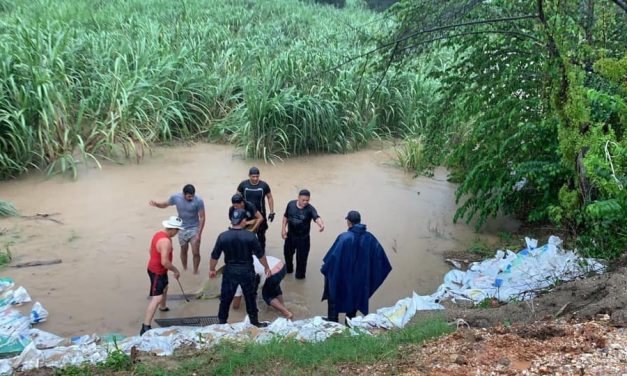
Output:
[209, 208, 271, 327]
[141, 216, 183, 335]
[237, 167, 274, 251]
[321, 211, 392, 324]
[282, 189, 324, 279]
[149, 184, 205, 274]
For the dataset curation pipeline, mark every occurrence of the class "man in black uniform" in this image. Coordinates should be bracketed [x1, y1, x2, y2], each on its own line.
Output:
[237, 167, 275, 251]
[229, 194, 264, 232]
[281, 189, 325, 279]
[209, 208, 271, 327]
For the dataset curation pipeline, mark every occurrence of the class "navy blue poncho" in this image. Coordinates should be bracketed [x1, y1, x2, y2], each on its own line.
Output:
[321, 224, 392, 315]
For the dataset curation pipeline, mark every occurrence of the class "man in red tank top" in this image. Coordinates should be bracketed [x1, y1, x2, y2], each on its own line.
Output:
[141, 216, 184, 335]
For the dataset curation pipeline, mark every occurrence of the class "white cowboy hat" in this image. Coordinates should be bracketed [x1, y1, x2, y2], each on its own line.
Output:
[162, 216, 184, 230]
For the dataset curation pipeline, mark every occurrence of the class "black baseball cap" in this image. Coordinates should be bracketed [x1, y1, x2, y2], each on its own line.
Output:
[345, 210, 361, 224]
[249, 167, 260, 175]
[230, 208, 246, 225]
[231, 194, 244, 204]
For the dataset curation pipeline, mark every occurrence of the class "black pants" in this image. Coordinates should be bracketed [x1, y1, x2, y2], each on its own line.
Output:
[283, 235, 310, 279]
[218, 266, 259, 324]
[324, 278, 357, 322]
[257, 215, 269, 251]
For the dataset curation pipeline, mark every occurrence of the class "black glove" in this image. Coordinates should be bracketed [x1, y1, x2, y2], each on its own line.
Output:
[268, 212, 275, 222]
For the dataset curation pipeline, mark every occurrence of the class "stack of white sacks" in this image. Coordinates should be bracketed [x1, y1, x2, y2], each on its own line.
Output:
[0, 236, 605, 375]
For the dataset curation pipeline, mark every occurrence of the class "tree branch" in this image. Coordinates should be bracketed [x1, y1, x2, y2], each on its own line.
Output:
[306, 14, 537, 80]
[397, 29, 544, 55]
[611, 0, 627, 12]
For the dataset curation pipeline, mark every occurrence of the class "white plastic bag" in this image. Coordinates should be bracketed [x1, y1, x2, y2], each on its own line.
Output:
[10, 287, 31, 306]
[30, 302, 48, 324]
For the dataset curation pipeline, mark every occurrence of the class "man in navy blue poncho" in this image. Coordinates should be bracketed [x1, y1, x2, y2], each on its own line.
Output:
[321, 210, 392, 323]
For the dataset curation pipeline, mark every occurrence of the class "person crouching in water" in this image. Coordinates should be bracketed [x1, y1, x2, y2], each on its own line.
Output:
[209, 208, 271, 327]
[232, 255, 293, 320]
[141, 216, 184, 335]
[321, 211, 392, 324]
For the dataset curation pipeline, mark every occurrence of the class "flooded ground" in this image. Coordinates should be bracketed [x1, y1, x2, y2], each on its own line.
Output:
[0, 143, 518, 337]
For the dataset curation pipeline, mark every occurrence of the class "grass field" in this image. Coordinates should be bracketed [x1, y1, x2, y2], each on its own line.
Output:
[0, 0, 434, 179]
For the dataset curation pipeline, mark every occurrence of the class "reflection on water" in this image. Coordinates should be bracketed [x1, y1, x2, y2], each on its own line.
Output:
[0, 143, 517, 336]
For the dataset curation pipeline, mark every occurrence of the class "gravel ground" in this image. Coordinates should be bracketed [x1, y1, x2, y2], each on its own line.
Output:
[339, 318, 627, 375]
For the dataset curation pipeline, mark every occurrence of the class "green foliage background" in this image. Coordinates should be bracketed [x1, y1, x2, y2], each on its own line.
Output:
[0, 0, 429, 177]
[0, 0, 624, 257]
[387, 0, 626, 257]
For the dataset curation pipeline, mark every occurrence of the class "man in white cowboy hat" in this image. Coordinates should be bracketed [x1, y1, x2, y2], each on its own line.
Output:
[141, 216, 184, 335]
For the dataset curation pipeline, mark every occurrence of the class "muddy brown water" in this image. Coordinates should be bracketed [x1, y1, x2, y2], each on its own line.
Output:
[0, 143, 518, 337]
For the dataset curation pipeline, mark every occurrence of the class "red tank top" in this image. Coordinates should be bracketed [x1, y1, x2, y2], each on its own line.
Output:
[147, 231, 172, 275]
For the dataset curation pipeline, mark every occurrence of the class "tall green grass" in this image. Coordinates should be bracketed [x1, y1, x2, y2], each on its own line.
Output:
[0, 200, 18, 217]
[0, 0, 432, 178]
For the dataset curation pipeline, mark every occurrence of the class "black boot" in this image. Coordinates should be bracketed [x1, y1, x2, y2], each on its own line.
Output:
[140, 324, 151, 336]
[250, 314, 268, 328]
[325, 301, 339, 323]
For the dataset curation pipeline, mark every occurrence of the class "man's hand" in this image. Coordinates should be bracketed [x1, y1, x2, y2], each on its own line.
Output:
[173, 270, 180, 280]
[264, 267, 272, 278]
[281, 229, 287, 239]
[149, 200, 157, 207]
[268, 213, 275, 222]
[318, 224, 325, 232]
[209, 270, 217, 279]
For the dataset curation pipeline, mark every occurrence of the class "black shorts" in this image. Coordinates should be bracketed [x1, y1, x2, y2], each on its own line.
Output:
[262, 265, 287, 305]
[148, 269, 168, 296]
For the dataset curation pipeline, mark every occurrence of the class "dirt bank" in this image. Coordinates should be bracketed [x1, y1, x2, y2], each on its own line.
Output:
[339, 320, 627, 375]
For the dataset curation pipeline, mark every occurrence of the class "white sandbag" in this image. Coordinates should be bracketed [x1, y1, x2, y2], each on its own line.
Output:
[0, 357, 13, 375]
[27, 329, 67, 349]
[9, 287, 31, 306]
[30, 302, 48, 324]
[0, 278, 14, 293]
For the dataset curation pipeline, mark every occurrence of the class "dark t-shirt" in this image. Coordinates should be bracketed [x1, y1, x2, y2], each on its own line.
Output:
[211, 228, 264, 268]
[283, 200, 320, 238]
[237, 180, 271, 215]
[228, 201, 258, 222]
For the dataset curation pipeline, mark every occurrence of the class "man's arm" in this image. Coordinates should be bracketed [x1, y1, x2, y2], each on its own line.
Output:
[258, 256, 271, 278]
[157, 239, 180, 279]
[315, 217, 325, 232]
[266, 192, 275, 221]
[149, 199, 171, 209]
[198, 208, 205, 239]
[209, 237, 222, 278]
[250, 210, 263, 232]
[281, 215, 288, 239]
[209, 258, 219, 278]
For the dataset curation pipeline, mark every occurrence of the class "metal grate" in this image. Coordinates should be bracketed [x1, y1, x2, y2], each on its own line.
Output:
[155, 316, 220, 327]
[147, 294, 191, 301]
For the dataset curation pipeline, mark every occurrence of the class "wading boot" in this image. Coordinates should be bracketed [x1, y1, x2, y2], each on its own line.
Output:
[140, 324, 151, 336]
[324, 301, 339, 323]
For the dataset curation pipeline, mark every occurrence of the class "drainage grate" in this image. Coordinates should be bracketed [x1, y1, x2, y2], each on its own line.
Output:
[155, 316, 220, 327]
